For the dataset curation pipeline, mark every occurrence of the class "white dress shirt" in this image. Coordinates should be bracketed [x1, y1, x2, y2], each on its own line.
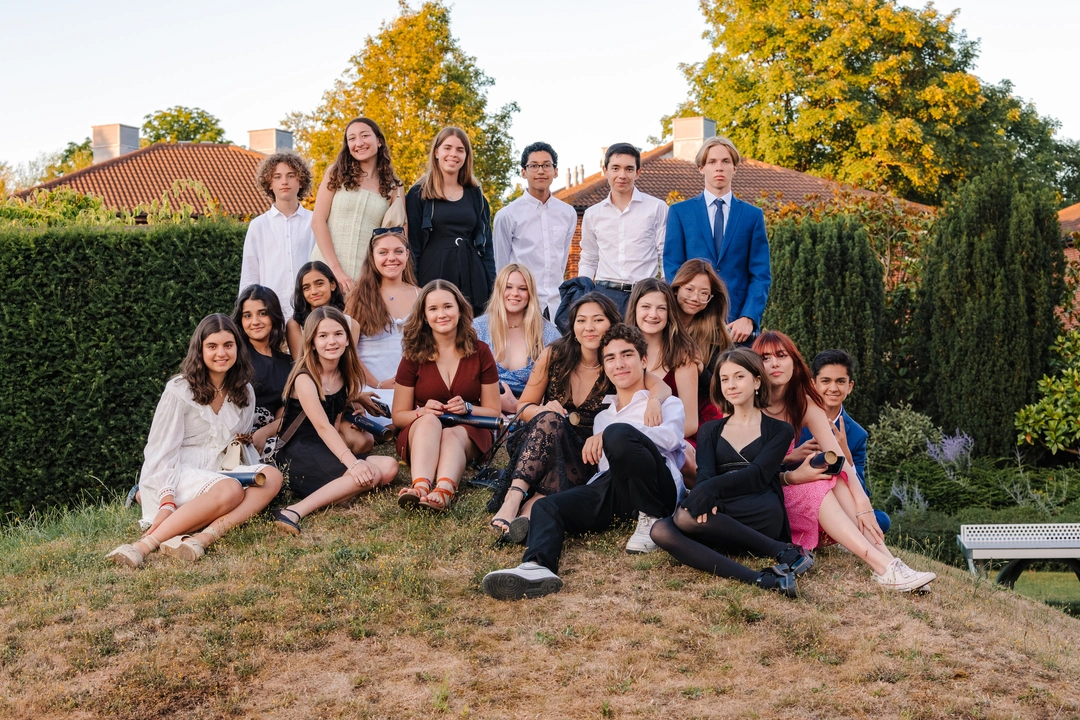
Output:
[703, 187, 733, 235]
[239, 204, 316, 321]
[577, 188, 668, 284]
[493, 191, 578, 318]
[590, 389, 687, 499]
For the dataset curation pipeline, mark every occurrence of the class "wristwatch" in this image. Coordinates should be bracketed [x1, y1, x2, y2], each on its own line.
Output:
[464, 402, 473, 415]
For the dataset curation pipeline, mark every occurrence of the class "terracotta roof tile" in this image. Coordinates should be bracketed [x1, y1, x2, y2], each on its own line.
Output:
[16, 143, 269, 217]
[1061, 202, 1080, 237]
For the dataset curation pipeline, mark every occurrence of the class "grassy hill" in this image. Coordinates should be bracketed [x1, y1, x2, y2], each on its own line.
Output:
[2, 474, 1079, 719]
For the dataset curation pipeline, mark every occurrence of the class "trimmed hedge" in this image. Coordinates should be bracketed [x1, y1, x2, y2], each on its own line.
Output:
[0, 223, 246, 515]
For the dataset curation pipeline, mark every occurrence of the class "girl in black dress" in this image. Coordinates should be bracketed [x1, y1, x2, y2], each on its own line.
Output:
[271, 307, 399, 535]
[233, 285, 292, 457]
[405, 127, 495, 317]
[650, 347, 813, 597]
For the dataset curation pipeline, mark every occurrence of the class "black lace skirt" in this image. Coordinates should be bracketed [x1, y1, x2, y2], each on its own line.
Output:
[487, 410, 597, 511]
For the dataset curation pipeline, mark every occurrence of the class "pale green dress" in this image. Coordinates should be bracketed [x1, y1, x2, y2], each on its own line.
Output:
[311, 187, 388, 281]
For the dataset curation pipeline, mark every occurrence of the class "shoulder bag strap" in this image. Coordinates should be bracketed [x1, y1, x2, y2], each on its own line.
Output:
[277, 409, 307, 447]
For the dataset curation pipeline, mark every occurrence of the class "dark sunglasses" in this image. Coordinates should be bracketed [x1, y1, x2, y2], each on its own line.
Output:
[371, 227, 405, 240]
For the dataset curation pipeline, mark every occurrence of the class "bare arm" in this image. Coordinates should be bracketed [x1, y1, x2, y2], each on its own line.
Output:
[673, 363, 699, 438]
[294, 374, 357, 466]
[516, 348, 554, 422]
[286, 319, 303, 360]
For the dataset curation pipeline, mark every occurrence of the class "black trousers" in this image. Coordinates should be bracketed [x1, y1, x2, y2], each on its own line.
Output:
[523, 424, 678, 573]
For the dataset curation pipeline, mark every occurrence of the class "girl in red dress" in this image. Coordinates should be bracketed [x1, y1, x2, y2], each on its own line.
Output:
[392, 280, 501, 511]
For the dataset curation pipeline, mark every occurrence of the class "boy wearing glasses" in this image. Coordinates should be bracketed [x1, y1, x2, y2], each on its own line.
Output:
[239, 152, 316, 321]
[662, 137, 770, 344]
[789, 349, 890, 532]
[493, 142, 578, 320]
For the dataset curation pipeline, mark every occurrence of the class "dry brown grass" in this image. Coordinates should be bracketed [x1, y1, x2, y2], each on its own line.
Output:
[2, 469, 1079, 719]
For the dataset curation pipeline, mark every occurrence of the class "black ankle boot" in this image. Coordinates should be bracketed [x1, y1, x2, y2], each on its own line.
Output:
[754, 566, 797, 598]
[775, 543, 815, 576]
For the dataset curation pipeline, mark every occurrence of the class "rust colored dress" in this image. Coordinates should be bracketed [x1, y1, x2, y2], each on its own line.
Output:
[394, 341, 500, 459]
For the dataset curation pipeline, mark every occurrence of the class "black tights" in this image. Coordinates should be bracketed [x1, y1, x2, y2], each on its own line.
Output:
[650, 508, 789, 584]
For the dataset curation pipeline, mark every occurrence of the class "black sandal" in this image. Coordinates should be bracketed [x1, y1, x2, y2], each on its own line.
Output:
[273, 508, 302, 535]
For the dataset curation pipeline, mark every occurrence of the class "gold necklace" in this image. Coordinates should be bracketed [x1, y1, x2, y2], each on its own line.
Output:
[579, 361, 600, 370]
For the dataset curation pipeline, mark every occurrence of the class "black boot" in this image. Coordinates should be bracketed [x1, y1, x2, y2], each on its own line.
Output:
[754, 566, 797, 598]
[775, 543, 814, 576]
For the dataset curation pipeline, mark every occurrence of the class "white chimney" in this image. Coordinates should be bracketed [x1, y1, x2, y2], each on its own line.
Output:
[248, 129, 294, 155]
[673, 117, 716, 163]
[92, 124, 140, 164]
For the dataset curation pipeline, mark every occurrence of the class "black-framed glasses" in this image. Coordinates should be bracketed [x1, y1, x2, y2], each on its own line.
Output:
[524, 163, 555, 172]
[371, 227, 405, 240]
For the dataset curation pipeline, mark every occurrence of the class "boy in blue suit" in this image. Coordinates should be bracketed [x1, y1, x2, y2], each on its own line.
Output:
[792, 349, 890, 533]
[662, 137, 770, 343]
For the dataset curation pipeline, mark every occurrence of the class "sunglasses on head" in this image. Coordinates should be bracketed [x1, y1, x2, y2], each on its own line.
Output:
[371, 227, 405, 240]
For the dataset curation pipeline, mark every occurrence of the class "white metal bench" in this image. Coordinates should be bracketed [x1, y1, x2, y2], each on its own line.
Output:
[957, 524, 1080, 587]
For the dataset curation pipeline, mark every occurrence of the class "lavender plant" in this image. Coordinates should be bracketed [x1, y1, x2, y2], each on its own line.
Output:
[926, 430, 974, 486]
[890, 479, 928, 516]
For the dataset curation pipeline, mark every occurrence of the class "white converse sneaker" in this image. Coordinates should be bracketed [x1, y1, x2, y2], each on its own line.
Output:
[872, 558, 937, 592]
[625, 512, 659, 554]
[482, 562, 563, 600]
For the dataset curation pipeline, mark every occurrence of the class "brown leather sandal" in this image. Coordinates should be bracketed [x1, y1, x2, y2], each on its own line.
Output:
[398, 478, 431, 509]
[418, 478, 458, 511]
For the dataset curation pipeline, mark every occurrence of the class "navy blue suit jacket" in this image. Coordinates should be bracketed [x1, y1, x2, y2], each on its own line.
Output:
[662, 193, 771, 328]
[797, 407, 868, 492]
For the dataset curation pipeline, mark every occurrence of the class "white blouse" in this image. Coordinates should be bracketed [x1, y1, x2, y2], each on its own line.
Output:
[138, 376, 257, 527]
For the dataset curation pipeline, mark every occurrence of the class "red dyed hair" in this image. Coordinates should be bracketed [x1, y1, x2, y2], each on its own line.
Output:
[752, 331, 823, 433]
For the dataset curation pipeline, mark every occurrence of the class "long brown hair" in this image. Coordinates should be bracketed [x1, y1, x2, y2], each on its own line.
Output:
[546, 292, 621, 401]
[671, 259, 732, 366]
[402, 280, 477, 363]
[180, 314, 252, 407]
[326, 118, 401, 199]
[625, 278, 698, 372]
[483, 264, 546, 365]
[752, 331, 823, 433]
[710, 347, 770, 414]
[419, 127, 481, 201]
[282, 307, 367, 401]
[345, 230, 418, 338]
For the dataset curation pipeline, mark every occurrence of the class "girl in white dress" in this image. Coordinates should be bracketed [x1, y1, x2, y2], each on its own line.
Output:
[107, 314, 284, 568]
[344, 228, 420, 429]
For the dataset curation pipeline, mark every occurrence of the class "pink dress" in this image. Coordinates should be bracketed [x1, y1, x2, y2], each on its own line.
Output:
[780, 438, 837, 549]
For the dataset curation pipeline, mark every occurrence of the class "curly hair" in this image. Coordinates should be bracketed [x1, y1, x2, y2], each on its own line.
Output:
[180, 314, 252, 407]
[326, 118, 401, 200]
[401, 280, 477, 363]
[599, 323, 648, 360]
[254, 152, 313, 202]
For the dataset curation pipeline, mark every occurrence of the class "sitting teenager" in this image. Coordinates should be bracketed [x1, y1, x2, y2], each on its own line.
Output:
[271, 307, 399, 534]
[107, 314, 284, 568]
[482, 323, 686, 600]
[650, 347, 812, 598]
[286, 261, 378, 454]
[233, 285, 293, 457]
[344, 227, 420, 428]
[392, 280, 501, 511]
[791, 349, 890, 533]
[753, 331, 934, 592]
[486, 293, 671, 543]
[473, 263, 561, 414]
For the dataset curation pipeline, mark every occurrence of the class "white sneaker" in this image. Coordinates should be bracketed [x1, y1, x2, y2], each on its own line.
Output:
[625, 512, 659, 554]
[482, 562, 563, 601]
[872, 558, 936, 592]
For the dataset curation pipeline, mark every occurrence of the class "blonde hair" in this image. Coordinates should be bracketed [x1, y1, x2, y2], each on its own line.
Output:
[484, 264, 546, 365]
[420, 127, 481, 201]
[695, 136, 742, 168]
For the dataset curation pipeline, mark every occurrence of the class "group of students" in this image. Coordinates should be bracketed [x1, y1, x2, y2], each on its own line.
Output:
[107, 119, 936, 599]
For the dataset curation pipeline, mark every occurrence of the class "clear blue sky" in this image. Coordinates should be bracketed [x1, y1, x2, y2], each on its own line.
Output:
[1, 0, 1076, 191]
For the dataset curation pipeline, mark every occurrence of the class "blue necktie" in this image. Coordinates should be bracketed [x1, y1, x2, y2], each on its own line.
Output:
[712, 197, 725, 259]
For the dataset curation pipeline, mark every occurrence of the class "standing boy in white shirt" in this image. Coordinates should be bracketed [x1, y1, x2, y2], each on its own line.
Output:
[493, 142, 578, 320]
[483, 323, 685, 601]
[577, 143, 668, 314]
[238, 153, 316, 321]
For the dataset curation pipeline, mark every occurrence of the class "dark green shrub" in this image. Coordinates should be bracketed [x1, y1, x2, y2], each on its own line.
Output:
[762, 214, 885, 421]
[0, 223, 246, 516]
[866, 402, 941, 478]
[915, 164, 1064, 455]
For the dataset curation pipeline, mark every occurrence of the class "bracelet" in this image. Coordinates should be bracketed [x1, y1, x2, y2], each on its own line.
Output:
[647, 396, 660, 403]
[159, 502, 177, 512]
[338, 449, 351, 463]
[856, 509, 874, 517]
[780, 471, 790, 486]
[350, 458, 364, 468]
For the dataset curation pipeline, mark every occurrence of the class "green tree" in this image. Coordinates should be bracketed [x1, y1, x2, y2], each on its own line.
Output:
[761, 215, 885, 421]
[668, 0, 1072, 205]
[142, 106, 229, 144]
[40, 137, 93, 182]
[916, 165, 1064, 455]
[285, 1, 518, 207]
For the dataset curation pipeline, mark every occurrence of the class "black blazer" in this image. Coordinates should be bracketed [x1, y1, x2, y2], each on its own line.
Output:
[683, 413, 794, 539]
[404, 183, 496, 290]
